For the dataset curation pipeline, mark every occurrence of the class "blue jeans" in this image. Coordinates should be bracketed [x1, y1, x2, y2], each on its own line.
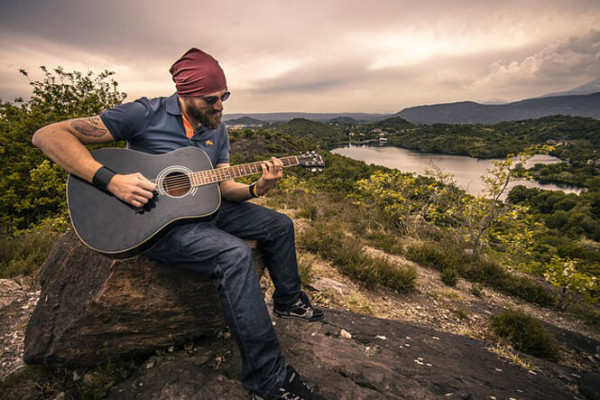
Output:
[145, 200, 301, 399]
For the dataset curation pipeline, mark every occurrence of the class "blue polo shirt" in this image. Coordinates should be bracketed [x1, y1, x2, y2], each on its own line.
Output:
[99, 93, 229, 166]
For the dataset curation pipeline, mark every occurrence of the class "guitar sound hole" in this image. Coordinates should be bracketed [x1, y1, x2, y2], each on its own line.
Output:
[162, 172, 191, 197]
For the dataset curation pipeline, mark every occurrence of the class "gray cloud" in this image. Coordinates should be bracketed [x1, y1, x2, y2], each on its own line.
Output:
[1, 0, 599, 112]
[473, 30, 600, 100]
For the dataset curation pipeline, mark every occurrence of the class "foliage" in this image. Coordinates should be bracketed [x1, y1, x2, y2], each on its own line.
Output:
[298, 220, 416, 293]
[379, 115, 600, 161]
[0, 216, 67, 278]
[369, 116, 413, 131]
[80, 362, 121, 400]
[0, 66, 126, 233]
[277, 118, 345, 148]
[543, 256, 599, 309]
[490, 309, 560, 361]
[441, 268, 459, 287]
[351, 169, 452, 234]
[508, 184, 600, 242]
[405, 241, 556, 307]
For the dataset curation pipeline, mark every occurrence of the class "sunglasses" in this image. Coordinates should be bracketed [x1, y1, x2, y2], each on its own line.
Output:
[200, 91, 231, 106]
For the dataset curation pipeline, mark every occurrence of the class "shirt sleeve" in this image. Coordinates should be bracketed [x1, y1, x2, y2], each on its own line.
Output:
[99, 99, 151, 141]
[216, 124, 230, 164]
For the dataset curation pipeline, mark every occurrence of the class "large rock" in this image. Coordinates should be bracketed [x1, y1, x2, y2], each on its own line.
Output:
[106, 309, 582, 400]
[24, 230, 263, 367]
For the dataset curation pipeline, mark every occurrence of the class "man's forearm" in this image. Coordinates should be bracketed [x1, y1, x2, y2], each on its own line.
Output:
[220, 180, 255, 202]
[32, 123, 104, 183]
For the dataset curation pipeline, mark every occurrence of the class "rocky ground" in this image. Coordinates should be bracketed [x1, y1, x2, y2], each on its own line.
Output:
[1, 208, 600, 399]
[0, 277, 39, 380]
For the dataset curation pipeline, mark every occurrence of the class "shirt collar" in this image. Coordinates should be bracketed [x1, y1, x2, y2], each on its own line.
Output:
[166, 93, 181, 115]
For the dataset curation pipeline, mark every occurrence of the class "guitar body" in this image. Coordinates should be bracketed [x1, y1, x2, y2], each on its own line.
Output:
[67, 147, 221, 258]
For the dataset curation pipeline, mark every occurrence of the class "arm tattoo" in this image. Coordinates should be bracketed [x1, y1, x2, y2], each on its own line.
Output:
[71, 117, 108, 137]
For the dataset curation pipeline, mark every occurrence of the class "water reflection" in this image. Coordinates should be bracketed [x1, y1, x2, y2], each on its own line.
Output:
[331, 145, 581, 198]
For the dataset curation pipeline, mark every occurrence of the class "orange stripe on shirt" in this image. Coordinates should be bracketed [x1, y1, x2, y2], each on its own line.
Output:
[182, 115, 194, 138]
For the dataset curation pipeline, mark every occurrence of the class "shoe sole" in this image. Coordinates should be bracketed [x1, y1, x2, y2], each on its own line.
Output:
[274, 310, 325, 322]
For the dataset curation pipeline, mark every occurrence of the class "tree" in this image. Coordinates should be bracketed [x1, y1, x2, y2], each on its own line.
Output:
[0, 67, 126, 233]
[544, 256, 599, 309]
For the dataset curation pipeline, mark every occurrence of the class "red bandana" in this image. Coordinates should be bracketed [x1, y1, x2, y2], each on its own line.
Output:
[169, 48, 227, 97]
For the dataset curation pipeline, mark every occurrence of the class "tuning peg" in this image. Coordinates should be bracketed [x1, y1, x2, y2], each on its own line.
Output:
[311, 168, 317, 172]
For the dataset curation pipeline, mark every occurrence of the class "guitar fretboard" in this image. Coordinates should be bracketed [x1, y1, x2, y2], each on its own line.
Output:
[190, 156, 299, 187]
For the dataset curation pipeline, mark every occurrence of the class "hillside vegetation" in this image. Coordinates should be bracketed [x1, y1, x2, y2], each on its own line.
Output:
[1, 68, 598, 332]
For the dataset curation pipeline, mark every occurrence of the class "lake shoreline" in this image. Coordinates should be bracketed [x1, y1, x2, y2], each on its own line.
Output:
[331, 144, 582, 197]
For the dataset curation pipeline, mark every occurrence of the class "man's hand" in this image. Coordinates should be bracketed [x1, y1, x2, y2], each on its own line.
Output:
[256, 157, 283, 195]
[107, 173, 156, 207]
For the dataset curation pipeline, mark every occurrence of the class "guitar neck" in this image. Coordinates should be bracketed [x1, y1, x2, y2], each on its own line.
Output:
[190, 156, 299, 187]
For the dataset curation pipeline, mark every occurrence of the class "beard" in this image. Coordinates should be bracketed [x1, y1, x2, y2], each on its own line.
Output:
[184, 101, 222, 130]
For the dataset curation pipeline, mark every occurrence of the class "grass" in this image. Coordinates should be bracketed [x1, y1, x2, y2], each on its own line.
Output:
[345, 292, 374, 316]
[490, 309, 560, 362]
[405, 241, 556, 307]
[0, 217, 66, 278]
[365, 229, 406, 255]
[298, 220, 416, 293]
[441, 268, 459, 287]
[297, 251, 316, 285]
[489, 343, 539, 372]
[470, 284, 485, 298]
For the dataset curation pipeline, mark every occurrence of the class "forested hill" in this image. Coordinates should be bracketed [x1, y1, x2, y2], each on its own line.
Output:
[277, 118, 342, 148]
[385, 115, 600, 160]
[396, 92, 600, 124]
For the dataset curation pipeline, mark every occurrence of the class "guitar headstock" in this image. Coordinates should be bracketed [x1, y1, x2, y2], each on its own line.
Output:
[297, 151, 325, 172]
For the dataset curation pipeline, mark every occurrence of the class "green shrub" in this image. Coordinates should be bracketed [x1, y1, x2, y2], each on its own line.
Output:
[405, 242, 450, 271]
[470, 284, 484, 297]
[365, 230, 405, 255]
[406, 242, 556, 307]
[296, 204, 319, 220]
[569, 303, 600, 329]
[298, 223, 416, 293]
[441, 268, 459, 287]
[297, 252, 315, 285]
[461, 257, 556, 307]
[0, 217, 66, 278]
[490, 309, 560, 361]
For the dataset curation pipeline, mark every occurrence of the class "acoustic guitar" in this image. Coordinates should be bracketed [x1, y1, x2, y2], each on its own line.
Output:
[67, 147, 324, 258]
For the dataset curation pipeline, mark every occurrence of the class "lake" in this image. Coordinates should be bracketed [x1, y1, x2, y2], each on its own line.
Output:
[331, 145, 580, 198]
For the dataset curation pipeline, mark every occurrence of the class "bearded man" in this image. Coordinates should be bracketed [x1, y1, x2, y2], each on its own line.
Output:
[32, 48, 326, 400]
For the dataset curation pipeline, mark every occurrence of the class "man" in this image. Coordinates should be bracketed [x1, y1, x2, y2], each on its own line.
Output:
[32, 48, 326, 400]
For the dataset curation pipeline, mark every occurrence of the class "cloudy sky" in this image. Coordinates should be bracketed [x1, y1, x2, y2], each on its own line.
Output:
[1, 0, 599, 114]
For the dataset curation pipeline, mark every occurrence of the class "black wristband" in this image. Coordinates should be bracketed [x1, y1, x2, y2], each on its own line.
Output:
[92, 166, 116, 191]
[249, 182, 260, 198]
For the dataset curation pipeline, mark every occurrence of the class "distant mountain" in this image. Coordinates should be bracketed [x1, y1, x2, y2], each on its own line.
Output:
[539, 78, 600, 98]
[223, 112, 391, 123]
[371, 116, 413, 130]
[225, 116, 265, 126]
[396, 92, 600, 124]
[327, 116, 360, 124]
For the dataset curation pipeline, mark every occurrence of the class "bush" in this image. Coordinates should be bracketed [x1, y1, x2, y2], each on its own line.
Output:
[298, 223, 416, 293]
[470, 284, 484, 297]
[441, 268, 459, 287]
[406, 241, 556, 307]
[464, 258, 556, 307]
[365, 230, 405, 255]
[296, 252, 315, 286]
[490, 309, 560, 361]
[405, 242, 456, 271]
[0, 217, 66, 278]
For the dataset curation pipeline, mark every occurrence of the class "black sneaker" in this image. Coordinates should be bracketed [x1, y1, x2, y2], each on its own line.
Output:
[274, 292, 324, 322]
[274, 365, 327, 400]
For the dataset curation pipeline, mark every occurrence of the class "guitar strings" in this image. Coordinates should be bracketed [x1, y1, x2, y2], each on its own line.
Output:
[141, 157, 303, 191]
[146, 165, 293, 192]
